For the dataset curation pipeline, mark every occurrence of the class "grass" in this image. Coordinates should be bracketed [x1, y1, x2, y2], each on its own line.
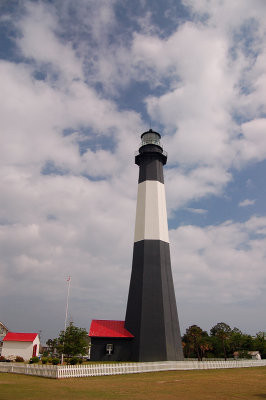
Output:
[0, 367, 266, 400]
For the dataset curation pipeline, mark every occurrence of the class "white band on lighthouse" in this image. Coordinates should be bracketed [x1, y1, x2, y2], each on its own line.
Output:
[134, 180, 169, 243]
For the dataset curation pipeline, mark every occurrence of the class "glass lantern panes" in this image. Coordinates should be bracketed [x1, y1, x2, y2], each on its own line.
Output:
[141, 131, 161, 146]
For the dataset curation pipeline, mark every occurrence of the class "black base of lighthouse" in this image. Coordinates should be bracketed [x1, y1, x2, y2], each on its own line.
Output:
[125, 240, 184, 362]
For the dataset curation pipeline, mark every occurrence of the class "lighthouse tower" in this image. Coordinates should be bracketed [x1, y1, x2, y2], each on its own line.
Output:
[125, 129, 183, 361]
[89, 129, 183, 362]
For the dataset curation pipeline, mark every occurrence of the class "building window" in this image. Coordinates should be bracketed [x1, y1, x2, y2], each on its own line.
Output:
[106, 344, 113, 355]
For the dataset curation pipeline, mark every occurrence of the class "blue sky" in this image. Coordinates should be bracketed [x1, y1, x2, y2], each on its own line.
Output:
[0, 0, 266, 343]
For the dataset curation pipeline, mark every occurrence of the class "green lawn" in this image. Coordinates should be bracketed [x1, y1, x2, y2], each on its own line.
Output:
[0, 367, 266, 400]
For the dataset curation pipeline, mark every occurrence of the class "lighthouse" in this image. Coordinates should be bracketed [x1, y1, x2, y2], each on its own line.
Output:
[89, 129, 183, 362]
[125, 129, 183, 361]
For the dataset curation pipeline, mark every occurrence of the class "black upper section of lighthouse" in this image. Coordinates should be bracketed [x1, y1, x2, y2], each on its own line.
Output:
[135, 129, 167, 184]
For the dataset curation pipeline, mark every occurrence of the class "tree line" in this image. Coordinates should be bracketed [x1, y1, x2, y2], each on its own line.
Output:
[182, 322, 266, 360]
[45, 321, 266, 362]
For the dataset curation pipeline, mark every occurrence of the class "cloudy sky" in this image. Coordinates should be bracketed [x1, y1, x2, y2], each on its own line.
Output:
[0, 0, 266, 343]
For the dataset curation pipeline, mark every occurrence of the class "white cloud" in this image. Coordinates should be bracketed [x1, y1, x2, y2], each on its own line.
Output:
[239, 199, 256, 207]
[183, 0, 266, 32]
[170, 216, 266, 305]
[129, 24, 240, 213]
[165, 166, 231, 212]
[238, 119, 266, 164]
[0, 171, 136, 337]
[17, 2, 83, 82]
[121, 0, 266, 208]
[0, 59, 142, 179]
[0, 1, 141, 338]
[186, 208, 207, 214]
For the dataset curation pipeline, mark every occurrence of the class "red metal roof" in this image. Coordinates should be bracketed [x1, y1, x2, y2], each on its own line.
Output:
[89, 320, 134, 338]
[3, 332, 38, 342]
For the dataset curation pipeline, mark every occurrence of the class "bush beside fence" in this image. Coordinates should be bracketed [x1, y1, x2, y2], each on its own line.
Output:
[1, 360, 266, 379]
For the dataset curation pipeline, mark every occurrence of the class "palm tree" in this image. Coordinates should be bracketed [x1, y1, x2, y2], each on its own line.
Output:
[184, 325, 209, 361]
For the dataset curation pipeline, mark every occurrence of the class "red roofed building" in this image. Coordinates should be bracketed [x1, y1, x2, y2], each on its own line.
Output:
[89, 320, 134, 361]
[1, 332, 40, 361]
[89, 320, 134, 338]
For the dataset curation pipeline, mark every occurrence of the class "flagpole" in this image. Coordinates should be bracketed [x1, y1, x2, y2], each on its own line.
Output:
[61, 276, 71, 364]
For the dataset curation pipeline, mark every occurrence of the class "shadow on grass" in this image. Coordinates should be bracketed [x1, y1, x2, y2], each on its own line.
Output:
[255, 395, 266, 398]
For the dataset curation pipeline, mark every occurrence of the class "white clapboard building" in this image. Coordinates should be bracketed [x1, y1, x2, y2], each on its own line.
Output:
[1, 332, 40, 360]
[0, 321, 9, 355]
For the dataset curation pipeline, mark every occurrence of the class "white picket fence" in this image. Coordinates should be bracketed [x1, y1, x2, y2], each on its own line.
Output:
[0, 363, 58, 378]
[1, 360, 266, 379]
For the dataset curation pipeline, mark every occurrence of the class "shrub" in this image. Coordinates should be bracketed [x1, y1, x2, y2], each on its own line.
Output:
[0, 356, 6, 362]
[41, 357, 48, 364]
[69, 357, 79, 365]
[78, 358, 83, 364]
[15, 356, 24, 362]
[238, 351, 252, 359]
[29, 356, 39, 364]
[52, 358, 60, 365]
